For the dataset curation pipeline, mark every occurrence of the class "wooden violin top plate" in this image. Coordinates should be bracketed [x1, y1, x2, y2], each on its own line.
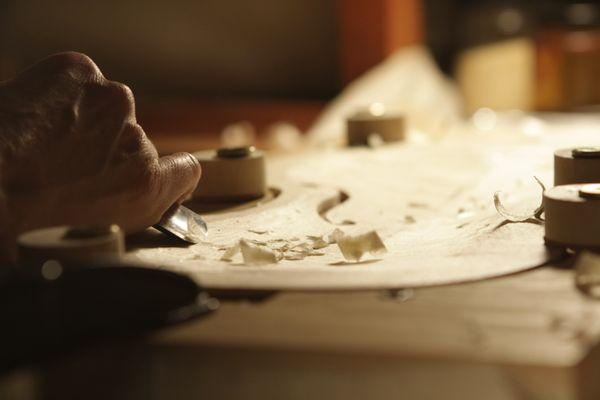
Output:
[126, 122, 600, 290]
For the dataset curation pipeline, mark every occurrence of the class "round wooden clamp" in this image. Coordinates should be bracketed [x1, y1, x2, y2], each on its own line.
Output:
[544, 184, 600, 249]
[17, 225, 125, 269]
[554, 147, 600, 186]
[346, 108, 405, 146]
[193, 146, 266, 202]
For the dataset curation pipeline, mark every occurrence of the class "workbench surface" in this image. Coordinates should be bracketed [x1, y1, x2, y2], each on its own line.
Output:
[41, 113, 600, 400]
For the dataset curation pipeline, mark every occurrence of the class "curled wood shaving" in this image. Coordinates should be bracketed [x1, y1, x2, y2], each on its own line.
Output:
[494, 176, 545, 222]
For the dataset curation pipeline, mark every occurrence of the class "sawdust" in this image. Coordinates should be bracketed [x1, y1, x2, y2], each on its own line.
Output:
[220, 233, 338, 265]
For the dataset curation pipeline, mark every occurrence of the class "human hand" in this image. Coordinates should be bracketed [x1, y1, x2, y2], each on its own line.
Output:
[0, 52, 201, 261]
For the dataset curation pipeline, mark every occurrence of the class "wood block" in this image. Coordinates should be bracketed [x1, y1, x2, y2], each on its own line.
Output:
[554, 148, 600, 186]
[193, 147, 266, 202]
[545, 184, 600, 249]
[346, 108, 405, 146]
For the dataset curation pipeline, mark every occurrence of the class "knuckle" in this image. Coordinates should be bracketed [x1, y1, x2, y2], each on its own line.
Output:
[108, 81, 135, 105]
[82, 80, 135, 120]
[104, 81, 135, 117]
[121, 123, 150, 154]
[50, 51, 101, 83]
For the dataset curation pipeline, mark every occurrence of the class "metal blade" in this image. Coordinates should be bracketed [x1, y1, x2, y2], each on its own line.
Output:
[153, 205, 208, 244]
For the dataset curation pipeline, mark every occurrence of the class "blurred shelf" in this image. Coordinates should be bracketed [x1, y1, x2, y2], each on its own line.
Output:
[138, 99, 325, 154]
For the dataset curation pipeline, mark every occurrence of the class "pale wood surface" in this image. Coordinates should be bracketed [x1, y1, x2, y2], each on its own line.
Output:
[129, 132, 560, 290]
[43, 114, 600, 400]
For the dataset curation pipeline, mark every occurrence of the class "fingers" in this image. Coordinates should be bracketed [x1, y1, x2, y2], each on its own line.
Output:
[78, 80, 136, 130]
[75, 78, 140, 171]
[103, 152, 199, 233]
[119, 123, 158, 160]
[7, 52, 104, 97]
[0, 52, 203, 238]
[156, 152, 202, 207]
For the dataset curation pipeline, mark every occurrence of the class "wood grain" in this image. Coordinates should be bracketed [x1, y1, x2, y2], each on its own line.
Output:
[42, 116, 600, 399]
[127, 133, 563, 290]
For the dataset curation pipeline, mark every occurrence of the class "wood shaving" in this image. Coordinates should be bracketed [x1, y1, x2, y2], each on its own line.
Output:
[272, 243, 291, 252]
[247, 239, 268, 246]
[220, 234, 335, 265]
[494, 176, 545, 222]
[408, 201, 430, 209]
[284, 254, 306, 261]
[328, 228, 345, 244]
[219, 229, 387, 265]
[220, 244, 240, 262]
[306, 235, 329, 249]
[220, 240, 281, 265]
[240, 240, 281, 265]
[331, 230, 388, 262]
[248, 229, 269, 235]
[305, 235, 322, 241]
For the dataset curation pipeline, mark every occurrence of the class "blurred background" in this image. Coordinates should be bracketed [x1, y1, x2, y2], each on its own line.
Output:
[0, 0, 598, 141]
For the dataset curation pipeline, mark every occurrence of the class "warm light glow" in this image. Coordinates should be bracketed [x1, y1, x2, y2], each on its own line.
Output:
[472, 108, 497, 131]
[520, 116, 545, 137]
[497, 8, 524, 35]
[368, 102, 386, 117]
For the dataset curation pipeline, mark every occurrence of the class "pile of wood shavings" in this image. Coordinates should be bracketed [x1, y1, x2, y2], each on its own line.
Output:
[220, 229, 387, 266]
